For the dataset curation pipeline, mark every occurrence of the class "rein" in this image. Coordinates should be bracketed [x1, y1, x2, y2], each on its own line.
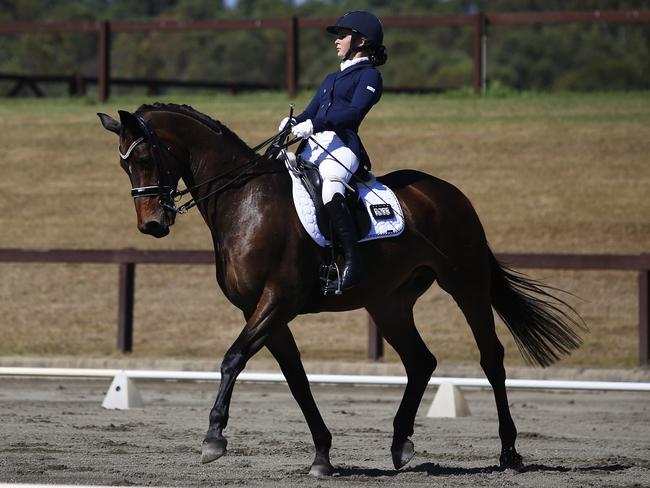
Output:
[171, 128, 299, 214]
[172, 150, 273, 214]
[122, 116, 297, 215]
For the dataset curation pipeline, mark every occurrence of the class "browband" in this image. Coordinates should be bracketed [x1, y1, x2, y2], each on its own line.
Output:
[119, 137, 144, 160]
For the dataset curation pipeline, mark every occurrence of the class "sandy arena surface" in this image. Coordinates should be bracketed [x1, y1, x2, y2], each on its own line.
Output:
[0, 376, 649, 487]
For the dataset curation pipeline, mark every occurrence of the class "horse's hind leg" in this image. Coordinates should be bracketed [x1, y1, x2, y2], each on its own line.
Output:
[447, 264, 523, 469]
[265, 324, 333, 476]
[366, 287, 437, 470]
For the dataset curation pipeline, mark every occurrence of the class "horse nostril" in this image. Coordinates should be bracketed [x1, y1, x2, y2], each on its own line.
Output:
[140, 220, 169, 238]
[143, 220, 160, 232]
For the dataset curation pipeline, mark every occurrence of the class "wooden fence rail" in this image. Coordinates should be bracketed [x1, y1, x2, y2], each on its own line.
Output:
[1, 248, 648, 366]
[1, 10, 650, 99]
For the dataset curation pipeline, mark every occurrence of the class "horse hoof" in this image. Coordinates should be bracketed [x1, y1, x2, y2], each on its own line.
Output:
[499, 446, 523, 471]
[201, 437, 228, 464]
[309, 462, 334, 477]
[391, 438, 415, 470]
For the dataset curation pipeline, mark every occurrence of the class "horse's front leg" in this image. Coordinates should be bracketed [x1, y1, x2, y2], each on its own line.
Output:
[201, 291, 293, 464]
[265, 324, 333, 476]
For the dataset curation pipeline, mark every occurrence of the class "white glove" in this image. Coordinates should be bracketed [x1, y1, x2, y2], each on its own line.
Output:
[291, 119, 313, 140]
[278, 116, 295, 132]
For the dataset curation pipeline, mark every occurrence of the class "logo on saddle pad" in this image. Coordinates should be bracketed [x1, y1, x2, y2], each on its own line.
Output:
[286, 162, 405, 248]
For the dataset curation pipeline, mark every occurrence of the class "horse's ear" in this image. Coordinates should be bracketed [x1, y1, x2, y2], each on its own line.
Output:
[118, 110, 143, 138]
[97, 112, 121, 135]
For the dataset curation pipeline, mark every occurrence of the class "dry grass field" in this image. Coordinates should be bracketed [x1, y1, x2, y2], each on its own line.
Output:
[0, 91, 648, 369]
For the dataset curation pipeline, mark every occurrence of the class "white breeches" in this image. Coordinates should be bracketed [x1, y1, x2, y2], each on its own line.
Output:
[299, 131, 359, 204]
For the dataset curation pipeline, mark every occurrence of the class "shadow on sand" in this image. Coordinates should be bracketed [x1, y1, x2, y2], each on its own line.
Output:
[334, 462, 628, 478]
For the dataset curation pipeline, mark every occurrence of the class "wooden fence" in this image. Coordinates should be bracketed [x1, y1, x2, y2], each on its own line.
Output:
[1, 10, 650, 100]
[1, 248, 648, 367]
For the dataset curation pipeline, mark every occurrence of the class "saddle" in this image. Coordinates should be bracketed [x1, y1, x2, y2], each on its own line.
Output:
[284, 152, 405, 294]
[286, 154, 372, 241]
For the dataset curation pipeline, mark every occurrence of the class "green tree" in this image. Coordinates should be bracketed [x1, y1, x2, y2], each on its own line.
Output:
[0, 0, 649, 94]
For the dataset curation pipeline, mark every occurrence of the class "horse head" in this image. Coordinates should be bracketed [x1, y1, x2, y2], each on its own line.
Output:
[98, 110, 182, 238]
[99, 103, 270, 240]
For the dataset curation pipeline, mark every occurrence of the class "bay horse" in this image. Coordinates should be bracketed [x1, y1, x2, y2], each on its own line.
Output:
[98, 103, 583, 476]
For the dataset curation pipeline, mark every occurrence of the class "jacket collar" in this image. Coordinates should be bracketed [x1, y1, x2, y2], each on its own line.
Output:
[335, 59, 373, 79]
[340, 56, 369, 71]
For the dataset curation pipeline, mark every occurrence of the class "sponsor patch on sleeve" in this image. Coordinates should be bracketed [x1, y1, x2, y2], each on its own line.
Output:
[366, 85, 376, 93]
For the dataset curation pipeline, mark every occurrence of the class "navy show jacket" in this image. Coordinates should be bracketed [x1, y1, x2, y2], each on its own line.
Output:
[294, 60, 382, 169]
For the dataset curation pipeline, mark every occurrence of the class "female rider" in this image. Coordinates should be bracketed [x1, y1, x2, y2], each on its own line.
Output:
[279, 11, 387, 292]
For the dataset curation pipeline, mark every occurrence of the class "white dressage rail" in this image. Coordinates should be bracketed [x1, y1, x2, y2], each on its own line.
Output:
[1, 367, 649, 391]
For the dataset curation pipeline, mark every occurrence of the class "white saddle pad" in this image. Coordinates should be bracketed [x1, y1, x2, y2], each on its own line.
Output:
[287, 169, 405, 248]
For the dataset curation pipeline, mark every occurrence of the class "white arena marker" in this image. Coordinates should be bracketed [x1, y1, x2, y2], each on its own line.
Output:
[102, 370, 144, 410]
[426, 382, 471, 418]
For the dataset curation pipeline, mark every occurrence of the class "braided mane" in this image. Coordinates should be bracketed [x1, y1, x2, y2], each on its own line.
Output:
[135, 102, 253, 153]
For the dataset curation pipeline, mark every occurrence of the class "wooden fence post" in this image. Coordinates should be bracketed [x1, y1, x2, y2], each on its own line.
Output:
[639, 269, 649, 367]
[98, 20, 111, 103]
[473, 12, 487, 93]
[368, 315, 384, 361]
[286, 16, 299, 98]
[117, 262, 135, 353]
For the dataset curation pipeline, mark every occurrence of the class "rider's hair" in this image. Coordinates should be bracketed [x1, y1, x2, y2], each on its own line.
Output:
[368, 43, 387, 66]
[360, 39, 387, 66]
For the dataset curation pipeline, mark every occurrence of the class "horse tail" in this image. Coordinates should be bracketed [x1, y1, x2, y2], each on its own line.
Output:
[488, 249, 586, 367]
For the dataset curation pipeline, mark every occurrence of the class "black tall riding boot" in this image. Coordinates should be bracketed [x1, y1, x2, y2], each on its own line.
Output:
[324, 193, 362, 292]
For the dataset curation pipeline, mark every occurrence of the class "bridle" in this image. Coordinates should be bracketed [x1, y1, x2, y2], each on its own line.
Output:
[119, 114, 298, 215]
[120, 138, 173, 199]
[120, 117, 176, 212]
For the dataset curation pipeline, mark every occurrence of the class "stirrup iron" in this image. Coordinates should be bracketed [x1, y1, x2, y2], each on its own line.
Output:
[320, 262, 342, 296]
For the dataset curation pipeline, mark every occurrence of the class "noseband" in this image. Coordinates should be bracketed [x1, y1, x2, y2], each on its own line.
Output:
[119, 117, 177, 211]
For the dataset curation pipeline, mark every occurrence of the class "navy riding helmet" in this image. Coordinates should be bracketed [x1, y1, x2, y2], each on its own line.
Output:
[326, 11, 384, 46]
